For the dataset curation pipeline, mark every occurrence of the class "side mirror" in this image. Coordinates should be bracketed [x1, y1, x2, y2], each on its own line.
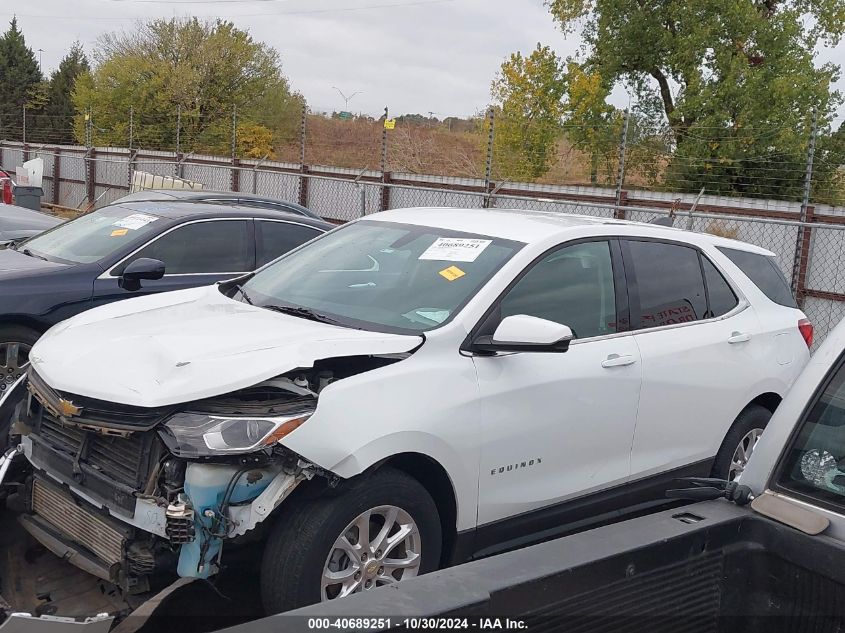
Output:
[471, 315, 574, 354]
[119, 258, 165, 291]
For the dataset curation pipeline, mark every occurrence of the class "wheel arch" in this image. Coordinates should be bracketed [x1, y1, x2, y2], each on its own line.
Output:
[0, 316, 47, 337]
[747, 391, 783, 415]
[371, 452, 458, 568]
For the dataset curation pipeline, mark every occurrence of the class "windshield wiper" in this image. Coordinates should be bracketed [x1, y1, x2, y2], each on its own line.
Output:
[263, 304, 347, 326]
[19, 248, 47, 261]
[235, 284, 254, 305]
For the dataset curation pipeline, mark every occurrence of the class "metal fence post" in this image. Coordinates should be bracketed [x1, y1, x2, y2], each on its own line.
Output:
[128, 106, 134, 150]
[128, 148, 138, 192]
[230, 105, 238, 191]
[381, 107, 389, 172]
[53, 147, 61, 205]
[791, 108, 818, 302]
[482, 108, 495, 209]
[299, 103, 309, 207]
[84, 107, 95, 208]
[87, 147, 97, 208]
[175, 105, 182, 177]
[380, 107, 390, 212]
[614, 108, 631, 220]
[22, 104, 26, 146]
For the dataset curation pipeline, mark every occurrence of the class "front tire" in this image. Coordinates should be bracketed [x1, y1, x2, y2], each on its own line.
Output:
[0, 325, 39, 453]
[260, 467, 442, 614]
[712, 404, 772, 481]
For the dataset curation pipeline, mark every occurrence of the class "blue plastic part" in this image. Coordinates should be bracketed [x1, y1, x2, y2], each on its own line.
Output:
[178, 463, 277, 578]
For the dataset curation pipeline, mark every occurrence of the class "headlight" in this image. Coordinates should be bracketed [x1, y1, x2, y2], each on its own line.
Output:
[161, 404, 314, 458]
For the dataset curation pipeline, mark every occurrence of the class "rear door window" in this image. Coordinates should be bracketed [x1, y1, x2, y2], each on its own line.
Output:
[256, 221, 323, 267]
[623, 240, 707, 329]
[718, 247, 797, 308]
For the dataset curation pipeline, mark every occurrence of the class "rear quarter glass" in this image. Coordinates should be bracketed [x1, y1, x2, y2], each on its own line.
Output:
[717, 247, 798, 308]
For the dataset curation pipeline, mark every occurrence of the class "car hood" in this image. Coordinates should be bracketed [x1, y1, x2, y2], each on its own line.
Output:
[0, 246, 66, 275]
[30, 285, 423, 408]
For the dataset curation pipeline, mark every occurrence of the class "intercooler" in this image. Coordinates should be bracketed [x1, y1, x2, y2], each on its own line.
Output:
[30, 477, 126, 567]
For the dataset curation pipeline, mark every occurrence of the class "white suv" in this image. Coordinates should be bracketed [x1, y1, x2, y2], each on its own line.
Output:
[1, 207, 813, 615]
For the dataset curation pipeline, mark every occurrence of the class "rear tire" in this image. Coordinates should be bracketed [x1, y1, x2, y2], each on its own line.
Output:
[260, 467, 442, 614]
[712, 404, 772, 481]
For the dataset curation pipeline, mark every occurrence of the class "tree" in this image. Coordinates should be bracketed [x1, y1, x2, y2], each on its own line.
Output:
[563, 62, 621, 184]
[72, 18, 299, 156]
[547, 0, 845, 198]
[39, 43, 89, 144]
[0, 18, 43, 139]
[490, 44, 567, 180]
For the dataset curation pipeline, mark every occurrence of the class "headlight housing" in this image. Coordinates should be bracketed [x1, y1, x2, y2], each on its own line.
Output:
[161, 403, 315, 458]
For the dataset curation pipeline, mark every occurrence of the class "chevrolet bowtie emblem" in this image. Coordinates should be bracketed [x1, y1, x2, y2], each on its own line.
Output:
[57, 398, 82, 418]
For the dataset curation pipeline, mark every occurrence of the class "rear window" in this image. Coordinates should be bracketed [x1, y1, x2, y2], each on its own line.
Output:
[717, 247, 797, 308]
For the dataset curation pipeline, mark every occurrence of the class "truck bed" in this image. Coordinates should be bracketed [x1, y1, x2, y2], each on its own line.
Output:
[240, 500, 845, 633]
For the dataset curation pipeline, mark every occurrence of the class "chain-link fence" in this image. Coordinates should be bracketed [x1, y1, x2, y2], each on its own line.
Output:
[10, 104, 845, 209]
[1, 137, 844, 347]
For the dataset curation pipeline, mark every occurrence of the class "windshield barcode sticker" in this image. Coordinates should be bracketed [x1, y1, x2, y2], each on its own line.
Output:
[113, 213, 159, 230]
[419, 238, 492, 262]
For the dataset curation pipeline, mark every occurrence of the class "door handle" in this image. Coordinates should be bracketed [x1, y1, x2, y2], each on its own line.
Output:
[728, 331, 751, 344]
[602, 354, 636, 368]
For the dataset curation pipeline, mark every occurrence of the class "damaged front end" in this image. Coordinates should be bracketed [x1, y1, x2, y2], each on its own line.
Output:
[2, 357, 400, 618]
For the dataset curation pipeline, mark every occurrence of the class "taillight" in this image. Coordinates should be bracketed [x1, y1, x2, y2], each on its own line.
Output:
[798, 318, 814, 349]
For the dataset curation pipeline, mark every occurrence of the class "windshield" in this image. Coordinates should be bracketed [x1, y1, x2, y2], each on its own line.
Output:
[20, 206, 164, 264]
[239, 220, 522, 333]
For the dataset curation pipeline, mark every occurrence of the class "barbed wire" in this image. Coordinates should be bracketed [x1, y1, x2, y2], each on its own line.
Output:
[4, 105, 844, 207]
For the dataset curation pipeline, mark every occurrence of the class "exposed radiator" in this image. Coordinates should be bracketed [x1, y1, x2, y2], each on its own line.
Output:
[31, 477, 126, 566]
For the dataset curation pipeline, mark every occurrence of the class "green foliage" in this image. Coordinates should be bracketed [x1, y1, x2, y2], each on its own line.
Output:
[563, 62, 622, 184]
[46, 44, 89, 144]
[491, 44, 567, 180]
[72, 17, 299, 156]
[24, 43, 90, 145]
[0, 18, 43, 139]
[547, 0, 845, 200]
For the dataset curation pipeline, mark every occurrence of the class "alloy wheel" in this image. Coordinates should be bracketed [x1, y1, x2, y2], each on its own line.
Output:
[729, 428, 763, 481]
[322, 505, 422, 601]
[0, 341, 30, 394]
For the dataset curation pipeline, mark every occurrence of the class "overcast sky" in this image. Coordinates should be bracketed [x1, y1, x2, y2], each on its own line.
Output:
[3, 0, 844, 125]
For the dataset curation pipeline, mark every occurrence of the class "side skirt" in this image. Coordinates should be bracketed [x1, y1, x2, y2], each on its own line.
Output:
[450, 458, 714, 565]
